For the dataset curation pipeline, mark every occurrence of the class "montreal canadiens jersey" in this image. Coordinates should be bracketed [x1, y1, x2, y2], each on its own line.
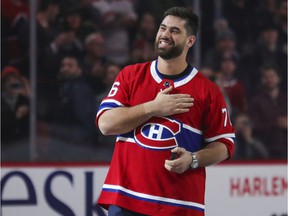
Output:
[96, 60, 235, 216]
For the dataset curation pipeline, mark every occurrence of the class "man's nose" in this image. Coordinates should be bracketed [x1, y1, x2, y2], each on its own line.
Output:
[161, 29, 171, 38]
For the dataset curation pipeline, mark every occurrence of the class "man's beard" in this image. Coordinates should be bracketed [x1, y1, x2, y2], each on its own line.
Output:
[155, 39, 185, 60]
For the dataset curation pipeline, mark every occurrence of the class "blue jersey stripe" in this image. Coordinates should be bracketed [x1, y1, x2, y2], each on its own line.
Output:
[102, 184, 205, 212]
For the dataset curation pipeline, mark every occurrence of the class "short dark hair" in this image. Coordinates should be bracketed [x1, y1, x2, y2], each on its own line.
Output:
[260, 64, 280, 78]
[61, 55, 83, 68]
[164, 7, 199, 36]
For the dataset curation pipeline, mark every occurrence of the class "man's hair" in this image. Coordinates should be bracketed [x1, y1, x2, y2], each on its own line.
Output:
[61, 55, 83, 69]
[260, 64, 281, 78]
[164, 7, 199, 36]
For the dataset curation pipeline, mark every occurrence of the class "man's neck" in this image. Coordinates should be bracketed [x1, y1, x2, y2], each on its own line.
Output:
[157, 56, 188, 75]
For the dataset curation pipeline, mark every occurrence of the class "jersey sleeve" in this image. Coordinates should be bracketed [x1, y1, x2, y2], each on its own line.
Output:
[95, 66, 130, 126]
[203, 85, 235, 158]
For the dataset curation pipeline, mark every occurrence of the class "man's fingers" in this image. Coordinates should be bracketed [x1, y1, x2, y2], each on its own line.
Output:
[171, 147, 180, 153]
[171, 147, 187, 155]
[178, 102, 194, 108]
[154, 90, 195, 116]
[177, 97, 194, 103]
[170, 94, 193, 99]
[160, 86, 173, 94]
[174, 108, 190, 114]
[171, 95, 194, 105]
[164, 159, 183, 173]
[165, 159, 180, 167]
[175, 97, 194, 112]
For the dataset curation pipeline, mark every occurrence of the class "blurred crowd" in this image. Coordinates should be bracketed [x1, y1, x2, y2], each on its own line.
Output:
[1, 0, 287, 161]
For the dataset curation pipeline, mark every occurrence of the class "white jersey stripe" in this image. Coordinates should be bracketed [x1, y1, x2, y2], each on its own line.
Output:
[150, 60, 198, 87]
[101, 99, 124, 107]
[96, 108, 110, 118]
[182, 124, 203, 135]
[97, 99, 124, 118]
[116, 136, 135, 143]
[224, 137, 235, 144]
[174, 67, 198, 87]
[205, 133, 235, 143]
[150, 60, 162, 83]
[103, 184, 205, 211]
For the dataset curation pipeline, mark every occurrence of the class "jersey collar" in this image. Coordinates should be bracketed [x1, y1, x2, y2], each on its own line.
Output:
[150, 60, 198, 87]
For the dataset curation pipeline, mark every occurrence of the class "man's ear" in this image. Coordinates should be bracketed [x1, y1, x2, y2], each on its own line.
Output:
[187, 35, 196, 48]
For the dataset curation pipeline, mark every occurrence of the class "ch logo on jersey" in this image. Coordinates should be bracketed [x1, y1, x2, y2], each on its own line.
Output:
[134, 116, 181, 150]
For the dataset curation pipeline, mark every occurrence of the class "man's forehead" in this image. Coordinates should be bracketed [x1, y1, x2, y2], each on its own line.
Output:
[161, 15, 186, 29]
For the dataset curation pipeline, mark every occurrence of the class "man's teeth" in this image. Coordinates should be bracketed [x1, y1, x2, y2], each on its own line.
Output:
[160, 41, 171, 45]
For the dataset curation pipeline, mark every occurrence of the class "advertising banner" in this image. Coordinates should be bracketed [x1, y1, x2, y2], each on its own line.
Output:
[205, 163, 287, 216]
[1, 164, 109, 216]
[1, 162, 287, 216]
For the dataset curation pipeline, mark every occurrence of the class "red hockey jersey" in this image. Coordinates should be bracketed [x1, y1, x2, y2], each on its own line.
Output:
[96, 60, 235, 216]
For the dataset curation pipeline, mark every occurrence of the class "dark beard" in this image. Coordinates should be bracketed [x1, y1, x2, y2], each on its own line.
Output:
[155, 40, 185, 60]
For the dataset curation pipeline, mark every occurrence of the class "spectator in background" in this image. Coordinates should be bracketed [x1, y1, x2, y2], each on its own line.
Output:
[95, 63, 122, 161]
[41, 9, 85, 80]
[213, 17, 230, 35]
[253, 0, 278, 35]
[56, 7, 84, 55]
[203, 29, 239, 72]
[72, 0, 102, 28]
[1, 66, 30, 145]
[274, 0, 287, 93]
[241, 25, 287, 94]
[222, 0, 255, 51]
[1, 0, 29, 68]
[21, 2, 98, 120]
[83, 32, 107, 95]
[19, 0, 61, 78]
[48, 56, 96, 145]
[83, 32, 106, 70]
[274, 0, 287, 52]
[96, 63, 122, 102]
[248, 65, 287, 159]
[215, 56, 247, 118]
[130, 12, 157, 63]
[200, 66, 216, 82]
[19, 0, 65, 120]
[97, 0, 138, 65]
[58, 1, 101, 43]
[233, 113, 269, 160]
[60, 5, 99, 42]
[256, 25, 285, 68]
[19, 0, 66, 120]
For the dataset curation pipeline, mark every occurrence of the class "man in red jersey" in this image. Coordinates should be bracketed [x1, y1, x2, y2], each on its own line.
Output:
[96, 7, 235, 216]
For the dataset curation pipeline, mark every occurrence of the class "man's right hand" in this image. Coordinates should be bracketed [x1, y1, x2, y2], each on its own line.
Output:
[99, 86, 194, 135]
[146, 86, 194, 116]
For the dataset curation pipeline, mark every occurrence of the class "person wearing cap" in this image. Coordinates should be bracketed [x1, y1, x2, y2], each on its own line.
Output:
[1, 66, 30, 144]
